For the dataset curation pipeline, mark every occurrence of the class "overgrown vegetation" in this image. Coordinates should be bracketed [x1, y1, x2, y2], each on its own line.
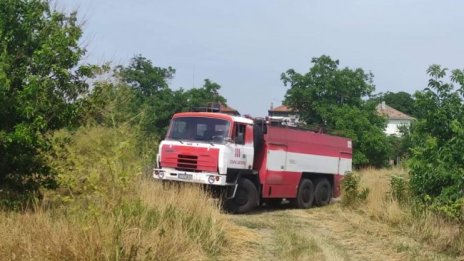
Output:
[0, 185, 245, 260]
[341, 172, 369, 207]
[0, 125, 253, 260]
[0, 0, 97, 196]
[44, 126, 143, 207]
[1, 0, 464, 259]
[409, 65, 464, 221]
[352, 168, 464, 257]
[282, 56, 390, 167]
[389, 174, 409, 205]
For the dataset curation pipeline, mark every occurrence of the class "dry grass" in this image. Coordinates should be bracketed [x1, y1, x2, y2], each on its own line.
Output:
[356, 167, 464, 257]
[0, 180, 256, 261]
[2, 122, 462, 260]
[358, 167, 408, 224]
[274, 215, 325, 260]
[0, 125, 257, 260]
[231, 210, 333, 261]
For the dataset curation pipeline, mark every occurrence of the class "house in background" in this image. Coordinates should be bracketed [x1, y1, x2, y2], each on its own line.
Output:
[195, 102, 240, 116]
[268, 104, 299, 126]
[219, 103, 240, 116]
[376, 101, 415, 136]
[267, 102, 414, 136]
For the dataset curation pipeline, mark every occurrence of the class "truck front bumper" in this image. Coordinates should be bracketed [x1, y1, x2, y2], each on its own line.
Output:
[153, 168, 230, 186]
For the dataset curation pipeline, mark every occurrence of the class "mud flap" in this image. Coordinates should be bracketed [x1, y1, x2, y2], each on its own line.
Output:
[226, 184, 239, 199]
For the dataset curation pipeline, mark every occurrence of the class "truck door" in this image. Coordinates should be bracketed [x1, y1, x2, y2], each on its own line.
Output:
[227, 123, 254, 170]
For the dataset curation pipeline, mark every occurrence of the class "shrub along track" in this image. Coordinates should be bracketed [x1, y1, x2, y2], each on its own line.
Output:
[231, 203, 456, 261]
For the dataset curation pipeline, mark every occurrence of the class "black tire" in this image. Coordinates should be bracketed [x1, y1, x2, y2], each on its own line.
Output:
[292, 178, 314, 209]
[314, 178, 332, 206]
[223, 178, 259, 214]
[264, 198, 282, 208]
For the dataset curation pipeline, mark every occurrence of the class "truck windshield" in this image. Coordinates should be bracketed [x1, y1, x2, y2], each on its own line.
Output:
[167, 117, 230, 144]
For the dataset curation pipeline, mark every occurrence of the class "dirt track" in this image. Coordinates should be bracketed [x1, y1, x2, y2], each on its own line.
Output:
[230, 203, 455, 261]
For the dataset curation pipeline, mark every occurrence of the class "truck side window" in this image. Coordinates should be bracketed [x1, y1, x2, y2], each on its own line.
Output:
[234, 124, 246, 145]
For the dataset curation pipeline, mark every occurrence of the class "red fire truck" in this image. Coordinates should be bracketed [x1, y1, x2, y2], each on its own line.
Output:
[153, 111, 352, 213]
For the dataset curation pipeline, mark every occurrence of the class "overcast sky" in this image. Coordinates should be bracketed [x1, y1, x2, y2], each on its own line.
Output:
[59, 0, 463, 116]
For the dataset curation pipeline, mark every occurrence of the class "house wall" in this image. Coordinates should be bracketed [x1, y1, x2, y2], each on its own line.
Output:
[385, 119, 411, 136]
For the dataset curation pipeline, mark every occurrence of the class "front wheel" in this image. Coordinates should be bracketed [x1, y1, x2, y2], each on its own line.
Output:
[223, 178, 258, 214]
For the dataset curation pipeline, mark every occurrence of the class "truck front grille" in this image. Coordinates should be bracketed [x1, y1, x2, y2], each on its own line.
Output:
[177, 154, 198, 172]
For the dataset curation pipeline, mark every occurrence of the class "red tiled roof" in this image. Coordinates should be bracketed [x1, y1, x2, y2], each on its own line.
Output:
[377, 103, 414, 120]
[269, 105, 293, 112]
[220, 104, 237, 112]
[219, 103, 240, 115]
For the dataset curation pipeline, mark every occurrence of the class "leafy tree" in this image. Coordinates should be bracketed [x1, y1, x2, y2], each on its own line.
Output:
[330, 104, 389, 167]
[183, 79, 227, 109]
[282, 56, 374, 128]
[115, 56, 180, 137]
[282, 55, 389, 167]
[116, 55, 175, 98]
[113, 56, 227, 137]
[83, 80, 140, 127]
[409, 65, 464, 220]
[0, 0, 95, 194]
[386, 125, 413, 164]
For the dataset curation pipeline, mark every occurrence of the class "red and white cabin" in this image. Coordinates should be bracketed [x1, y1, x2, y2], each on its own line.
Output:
[153, 112, 352, 213]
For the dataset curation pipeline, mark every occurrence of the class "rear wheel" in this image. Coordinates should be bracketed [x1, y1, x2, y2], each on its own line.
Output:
[314, 178, 332, 206]
[223, 178, 258, 214]
[292, 178, 314, 209]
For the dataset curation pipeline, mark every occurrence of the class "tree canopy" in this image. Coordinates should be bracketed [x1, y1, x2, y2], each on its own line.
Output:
[282, 55, 389, 167]
[116, 55, 175, 98]
[409, 65, 464, 219]
[282, 56, 375, 128]
[0, 0, 95, 193]
[183, 79, 226, 109]
[112, 56, 227, 137]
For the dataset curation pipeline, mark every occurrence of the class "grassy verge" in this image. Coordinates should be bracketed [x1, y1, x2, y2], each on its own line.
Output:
[355, 168, 464, 257]
[0, 181, 254, 260]
[0, 126, 255, 260]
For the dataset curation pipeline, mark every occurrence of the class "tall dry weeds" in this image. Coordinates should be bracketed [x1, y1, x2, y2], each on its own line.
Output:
[0, 126, 255, 260]
[0, 181, 253, 260]
[356, 167, 464, 257]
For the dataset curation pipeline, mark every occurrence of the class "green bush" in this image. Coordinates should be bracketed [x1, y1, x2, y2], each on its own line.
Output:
[0, 0, 97, 197]
[341, 172, 369, 207]
[389, 175, 409, 205]
[45, 125, 145, 207]
[409, 65, 464, 221]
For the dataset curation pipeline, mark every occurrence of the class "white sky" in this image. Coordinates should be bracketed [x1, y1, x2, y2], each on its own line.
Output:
[58, 0, 464, 116]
